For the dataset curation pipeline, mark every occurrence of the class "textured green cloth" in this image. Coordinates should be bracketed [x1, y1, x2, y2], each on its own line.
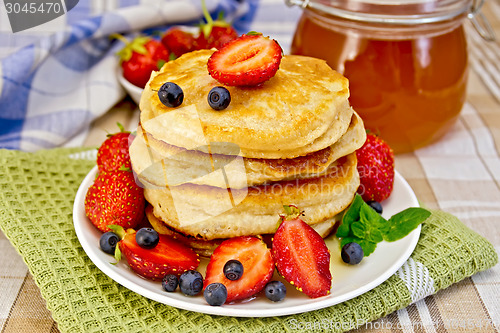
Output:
[0, 147, 497, 333]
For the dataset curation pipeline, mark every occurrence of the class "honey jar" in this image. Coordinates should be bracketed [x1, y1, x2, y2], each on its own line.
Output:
[288, 0, 494, 153]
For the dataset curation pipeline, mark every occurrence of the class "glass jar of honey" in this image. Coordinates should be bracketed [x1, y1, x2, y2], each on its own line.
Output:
[288, 0, 494, 153]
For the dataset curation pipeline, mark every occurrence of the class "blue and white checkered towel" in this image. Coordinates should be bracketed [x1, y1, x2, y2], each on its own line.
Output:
[0, 0, 260, 151]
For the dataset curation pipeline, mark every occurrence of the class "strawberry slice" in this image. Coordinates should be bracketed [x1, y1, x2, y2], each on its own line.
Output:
[203, 236, 274, 303]
[207, 34, 282, 86]
[272, 206, 332, 298]
[114, 227, 200, 280]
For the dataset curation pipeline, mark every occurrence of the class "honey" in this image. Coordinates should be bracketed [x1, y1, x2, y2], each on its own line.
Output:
[289, 1, 471, 153]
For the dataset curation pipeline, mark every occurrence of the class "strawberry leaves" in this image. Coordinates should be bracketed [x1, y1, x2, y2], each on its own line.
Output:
[113, 34, 150, 62]
[337, 194, 431, 256]
[384, 208, 432, 242]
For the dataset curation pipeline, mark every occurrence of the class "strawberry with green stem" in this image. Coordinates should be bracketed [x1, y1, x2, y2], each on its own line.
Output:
[196, 0, 238, 50]
[96, 123, 133, 173]
[113, 33, 170, 88]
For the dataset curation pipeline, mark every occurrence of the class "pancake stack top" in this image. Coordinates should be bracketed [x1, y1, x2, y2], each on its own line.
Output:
[130, 49, 366, 254]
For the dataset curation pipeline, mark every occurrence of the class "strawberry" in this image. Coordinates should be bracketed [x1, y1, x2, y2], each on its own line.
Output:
[113, 34, 170, 88]
[161, 27, 197, 58]
[112, 227, 200, 280]
[272, 206, 332, 298]
[84, 169, 145, 233]
[356, 133, 395, 202]
[198, 26, 238, 50]
[203, 236, 274, 303]
[197, 0, 238, 50]
[96, 123, 133, 173]
[207, 34, 282, 86]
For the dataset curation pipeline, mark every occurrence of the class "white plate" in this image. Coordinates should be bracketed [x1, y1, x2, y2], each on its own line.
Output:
[73, 166, 420, 317]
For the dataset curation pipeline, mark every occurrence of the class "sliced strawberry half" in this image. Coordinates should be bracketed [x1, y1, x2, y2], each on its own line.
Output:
[114, 227, 200, 280]
[207, 34, 282, 86]
[272, 206, 332, 298]
[203, 236, 274, 303]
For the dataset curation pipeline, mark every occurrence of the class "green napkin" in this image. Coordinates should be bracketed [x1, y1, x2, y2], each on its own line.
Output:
[0, 148, 497, 333]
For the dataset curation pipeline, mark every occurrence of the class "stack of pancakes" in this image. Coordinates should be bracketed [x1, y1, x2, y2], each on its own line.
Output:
[129, 49, 366, 256]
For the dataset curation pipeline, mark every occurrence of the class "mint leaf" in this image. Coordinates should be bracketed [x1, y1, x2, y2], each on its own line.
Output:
[335, 220, 351, 239]
[341, 237, 377, 256]
[351, 221, 383, 243]
[337, 195, 430, 257]
[340, 236, 362, 248]
[366, 228, 384, 244]
[351, 221, 366, 238]
[383, 207, 431, 242]
[336, 194, 364, 238]
[360, 202, 388, 233]
[358, 239, 378, 256]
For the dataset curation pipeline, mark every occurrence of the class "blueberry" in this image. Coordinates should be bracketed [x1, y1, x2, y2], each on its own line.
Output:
[162, 274, 178, 292]
[204, 282, 227, 306]
[223, 259, 243, 281]
[207, 86, 231, 110]
[264, 281, 287, 302]
[158, 82, 184, 108]
[341, 242, 364, 265]
[367, 200, 383, 214]
[179, 270, 203, 296]
[99, 232, 119, 255]
[135, 228, 159, 249]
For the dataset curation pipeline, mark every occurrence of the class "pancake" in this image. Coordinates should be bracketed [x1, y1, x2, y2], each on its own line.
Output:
[130, 112, 365, 189]
[139, 49, 354, 159]
[145, 205, 341, 257]
[141, 153, 359, 240]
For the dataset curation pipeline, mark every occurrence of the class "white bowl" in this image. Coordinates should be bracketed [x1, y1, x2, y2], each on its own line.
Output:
[117, 67, 144, 105]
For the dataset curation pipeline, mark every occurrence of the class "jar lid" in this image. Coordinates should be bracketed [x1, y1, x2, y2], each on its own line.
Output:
[285, 0, 482, 25]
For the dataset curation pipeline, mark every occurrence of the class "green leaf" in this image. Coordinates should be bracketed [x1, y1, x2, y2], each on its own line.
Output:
[366, 228, 384, 243]
[246, 31, 263, 36]
[359, 202, 389, 237]
[336, 220, 351, 238]
[351, 220, 383, 243]
[358, 239, 378, 256]
[130, 43, 147, 55]
[282, 205, 301, 220]
[336, 194, 364, 238]
[340, 237, 377, 257]
[108, 225, 126, 239]
[116, 47, 132, 62]
[383, 207, 431, 242]
[340, 236, 362, 249]
[351, 221, 366, 238]
[112, 244, 122, 265]
[157, 59, 166, 70]
[360, 202, 389, 233]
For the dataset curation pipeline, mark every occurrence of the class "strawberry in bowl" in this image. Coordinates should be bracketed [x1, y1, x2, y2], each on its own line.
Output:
[113, 34, 170, 104]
